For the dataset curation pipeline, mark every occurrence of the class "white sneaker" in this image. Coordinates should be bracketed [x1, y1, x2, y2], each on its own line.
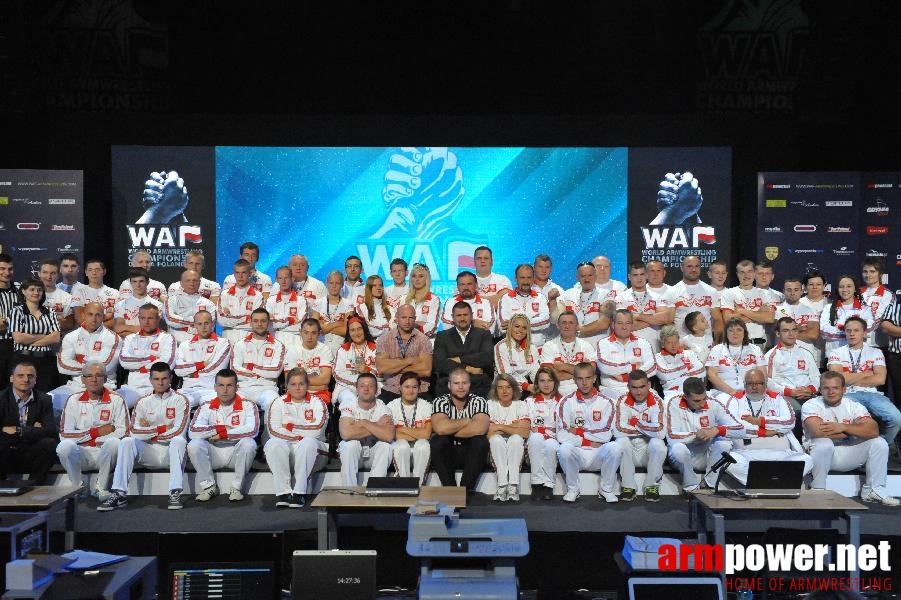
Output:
[195, 484, 218, 502]
[562, 489, 580, 503]
[862, 489, 900, 506]
[493, 485, 508, 502]
[508, 485, 520, 502]
[599, 490, 619, 503]
[228, 488, 245, 502]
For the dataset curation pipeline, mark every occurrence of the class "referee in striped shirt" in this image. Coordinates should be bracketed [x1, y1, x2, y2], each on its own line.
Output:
[0, 254, 17, 380]
[882, 295, 901, 414]
[7, 278, 60, 392]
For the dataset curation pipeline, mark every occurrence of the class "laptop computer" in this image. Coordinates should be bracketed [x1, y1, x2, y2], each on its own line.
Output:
[737, 460, 804, 499]
[293, 550, 376, 600]
[629, 576, 723, 600]
[0, 479, 33, 496]
[364, 476, 420, 497]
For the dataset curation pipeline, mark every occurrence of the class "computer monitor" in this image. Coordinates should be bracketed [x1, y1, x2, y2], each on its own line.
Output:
[628, 576, 724, 600]
[170, 561, 276, 600]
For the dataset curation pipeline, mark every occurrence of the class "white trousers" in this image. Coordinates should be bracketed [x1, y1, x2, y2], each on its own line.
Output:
[111, 437, 187, 493]
[338, 439, 391, 486]
[617, 436, 667, 489]
[56, 438, 120, 491]
[557, 441, 623, 494]
[526, 432, 559, 488]
[391, 439, 431, 483]
[488, 434, 525, 487]
[726, 448, 812, 485]
[807, 437, 890, 495]
[186, 437, 257, 492]
[222, 328, 252, 344]
[668, 439, 733, 490]
[115, 385, 145, 409]
[264, 437, 328, 495]
[240, 384, 279, 413]
[179, 387, 217, 409]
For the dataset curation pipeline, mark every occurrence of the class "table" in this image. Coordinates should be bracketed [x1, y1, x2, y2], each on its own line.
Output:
[690, 489, 867, 581]
[311, 486, 467, 550]
[0, 485, 82, 551]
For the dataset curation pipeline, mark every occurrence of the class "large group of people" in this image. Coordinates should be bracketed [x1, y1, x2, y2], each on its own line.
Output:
[1, 243, 899, 511]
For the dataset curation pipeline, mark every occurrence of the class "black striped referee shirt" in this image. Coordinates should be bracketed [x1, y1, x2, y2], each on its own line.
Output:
[886, 296, 901, 355]
[0, 285, 17, 342]
[8, 304, 60, 352]
[432, 393, 489, 420]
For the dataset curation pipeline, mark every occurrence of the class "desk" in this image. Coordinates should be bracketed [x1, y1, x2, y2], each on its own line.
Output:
[311, 486, 466, 550]
[690, 490, 867, 580]
[2, 556, 156, 599]
[0, 486, 82, 551]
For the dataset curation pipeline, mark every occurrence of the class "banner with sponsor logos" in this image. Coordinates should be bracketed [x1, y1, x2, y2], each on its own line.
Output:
[628, 148, 733, 283]
[758, 172, 900, 293]
[112, 146, 731, 297]
[0, 169, 84, 278]
[111, 146, 216, 285]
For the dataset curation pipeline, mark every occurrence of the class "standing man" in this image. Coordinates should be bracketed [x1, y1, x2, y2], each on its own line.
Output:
[616, 261, 674, 353]
[338, 373, 394, 485]
[665, 255, 724, 342]
[555, 362, 623, 503]
[473, 246, 512, 317]
[56, 362, 129, 499]
[803, 371, 898, 505]
[113, 269, 164, 337]
[646, 260, 670, 298]
[433, 302, 494, 398]
[164, 270, 217, 344]
[266, 266, 309, 348]
[385, 258, 409, 309]
[118, 250, 167, 302]
[70, 259, 118, 328]
[706, 259, 729, 303]
[118, 304, 176, 408]
[218, 259, 264, 343]
[39, 259, 74, 336]
[230, 308, 287, 414]
[57, 253, 80, 295]
[440, 271, 495, 331]
[592, 256, 626, 295]
[720, 260, 776, 353]
[596, 310, 656, 397]
[174, 310, 230, 408]
[773, 278, 822, 348]
[375, 304, 433, 402]
[0, 254, 15, 381]
[429, 368, 490, 494]
[0, 361, 58, 484]
[561, 261, 614, 349]
[765, 317, 820, 414]
[167, 250, 221, 303]
[861, 258, 895, 349]
[341, 255, 366, 306]
[498, 264, 551, 346]
[288, 254, 326, 302]
[222, 242, 272, 299]
[187, 368, 259, 502]
[541, 311, 598, 397]
[98, 362, 190, 511]
[532, 254, 564, 336]
[287, 319, 334, 405]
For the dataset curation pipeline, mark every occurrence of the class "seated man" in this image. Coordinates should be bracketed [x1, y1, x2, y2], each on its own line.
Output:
[173, 310, 231, 408]
[666, 377, 744, 493]
[375, 304, 433, 402]
[597, 310, 656, 397]
[337, 373, 394, 486]
[113, 269, 164, 337]
[118, 250, 166, 302]
[613, 370, 666, 502]
[0, 361, 58, 484]
[556, 362, 622, 503]
[119, 304, 177, 408]
[218, 259, 265, 343]
[722, 369, 811, 485]
[429, 367, 490, 493]
[56, 361, 129, 500]
[164, 270, 217, 344]
[53, 302, 121, 415]
[541, 311, 598, 397]
[803, 371, 898, 505]
[167, 250, 221, 302]
[433, 302, 494, 398]
[288, 318, 334, 404]
[230, 308, 287, 414]
[187, 369, 259, 502]
[264, 368, 329, 509]
[764, 317, 820, 415]
[826, 316, 901, 447]
[98, 362, 190, 511]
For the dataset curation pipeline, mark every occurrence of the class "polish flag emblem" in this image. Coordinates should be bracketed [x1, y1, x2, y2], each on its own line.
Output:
[179, 226, 203, 244]
[694, 226, 716, 245]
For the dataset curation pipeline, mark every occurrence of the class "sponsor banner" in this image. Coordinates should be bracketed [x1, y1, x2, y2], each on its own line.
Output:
[0, 169, 84, 272]
[628, 147, 733, 282]
[759, 172, 900, 289]
[111, 146, 216, 285]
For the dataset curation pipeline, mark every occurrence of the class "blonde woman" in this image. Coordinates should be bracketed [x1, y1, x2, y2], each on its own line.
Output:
[356, 275, 393, 340]
[493, 313, 539, 392]
[403, 263, 440, 339]
[487, 374, 530, 502]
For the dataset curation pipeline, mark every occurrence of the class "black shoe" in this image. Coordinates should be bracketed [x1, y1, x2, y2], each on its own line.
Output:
[275, 494, 291, 508]
[288, 493, 305, 508]
[541, 486, 554, 501]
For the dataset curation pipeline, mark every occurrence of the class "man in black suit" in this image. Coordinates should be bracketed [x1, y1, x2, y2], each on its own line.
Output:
[433, 301, 494, 397]
[0, 361, 58, 484]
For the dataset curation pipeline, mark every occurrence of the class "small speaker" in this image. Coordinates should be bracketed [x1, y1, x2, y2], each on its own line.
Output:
[292, 550, 377, 600]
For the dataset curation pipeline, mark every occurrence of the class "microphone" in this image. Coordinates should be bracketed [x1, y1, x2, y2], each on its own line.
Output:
[709, 451, 737, 473]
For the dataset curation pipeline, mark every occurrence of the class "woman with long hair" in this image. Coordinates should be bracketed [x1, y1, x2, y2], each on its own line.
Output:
[402, 263, 440, 340]
[525, 366, 561, 500]
[494, 313, 539, 393]
[332, 315, 379, 405]
[487, 374, 530, 502]
[386, 371, 433, 483]
[820, 274, 875, 354]
[356, 274, 393, 340]
[8, 277, 60, 390]
[705, 317, 764, 402]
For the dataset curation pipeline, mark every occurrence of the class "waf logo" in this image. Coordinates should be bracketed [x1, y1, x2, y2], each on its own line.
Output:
[641, 226, 716, 249]
[166, 407, 176, 419]
[127, 225, 203, 247]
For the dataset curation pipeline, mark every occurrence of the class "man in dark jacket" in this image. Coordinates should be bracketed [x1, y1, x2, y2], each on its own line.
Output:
[0, 361, 58, 484]
[433, 302, 494, 397]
